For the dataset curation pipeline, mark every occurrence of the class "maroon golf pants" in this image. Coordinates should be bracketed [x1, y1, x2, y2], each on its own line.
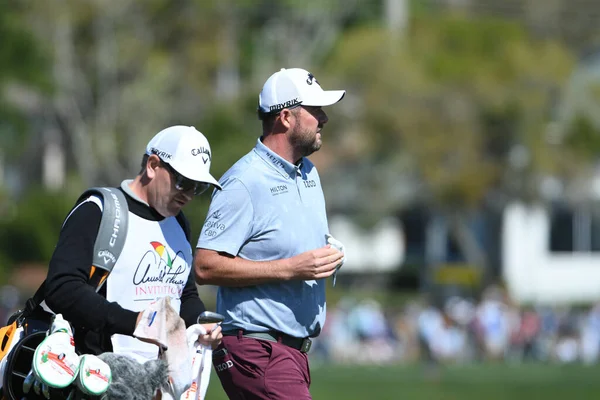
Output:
[212, 333, 312, 399]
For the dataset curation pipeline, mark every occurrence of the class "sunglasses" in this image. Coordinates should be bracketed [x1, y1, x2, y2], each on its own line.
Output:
[160, 161, 210, 196]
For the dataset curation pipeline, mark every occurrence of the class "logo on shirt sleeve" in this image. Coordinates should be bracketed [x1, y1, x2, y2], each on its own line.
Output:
[203, 210, 227, 237]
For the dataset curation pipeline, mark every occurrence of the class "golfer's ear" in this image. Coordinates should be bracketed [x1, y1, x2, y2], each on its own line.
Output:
[147, 155, 161, 178]
[279, 109, 294, 129]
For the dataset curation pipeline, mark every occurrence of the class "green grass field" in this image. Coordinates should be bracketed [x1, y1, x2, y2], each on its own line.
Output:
[205, 363, 600, 399]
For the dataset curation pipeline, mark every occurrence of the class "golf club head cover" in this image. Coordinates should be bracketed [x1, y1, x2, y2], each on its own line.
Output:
[32, 326, 80, 389]
[76, 354, 112, 396]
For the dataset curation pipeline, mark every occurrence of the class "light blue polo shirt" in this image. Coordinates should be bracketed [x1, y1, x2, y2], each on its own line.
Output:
[197, 138, 329, 338]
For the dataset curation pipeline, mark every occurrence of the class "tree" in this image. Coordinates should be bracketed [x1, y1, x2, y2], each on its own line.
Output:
[16, 0, 243, 187]
[0, 1, 50, 178]
[323, 14, 574, 271]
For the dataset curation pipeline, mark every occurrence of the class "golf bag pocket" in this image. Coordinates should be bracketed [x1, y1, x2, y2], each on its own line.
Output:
[0, 321, 24, 384]
[0, 308, 53, 398]
[0, 322, 22, 362]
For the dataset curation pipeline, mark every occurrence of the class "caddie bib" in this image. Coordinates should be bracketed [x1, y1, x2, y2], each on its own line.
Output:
[106, 213, 191, 363]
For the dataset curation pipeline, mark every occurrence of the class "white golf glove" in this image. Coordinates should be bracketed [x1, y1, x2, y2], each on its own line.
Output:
[326, 234, 346, 286]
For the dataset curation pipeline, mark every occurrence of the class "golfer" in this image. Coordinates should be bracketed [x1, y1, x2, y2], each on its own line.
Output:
[195, 68, 346, 399]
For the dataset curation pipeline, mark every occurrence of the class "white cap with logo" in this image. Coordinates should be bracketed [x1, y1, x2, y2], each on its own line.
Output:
[258, 68, 345, 115]
[146, 126, 222, 190]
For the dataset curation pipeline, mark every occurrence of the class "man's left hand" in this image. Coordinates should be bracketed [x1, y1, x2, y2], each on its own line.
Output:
[326, 234, 346, 286]
[326, 234, 346, 268]
[197, 323, 223, 349]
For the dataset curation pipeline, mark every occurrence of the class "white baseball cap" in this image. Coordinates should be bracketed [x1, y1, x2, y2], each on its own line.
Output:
[146, 126, 221, 190]
[258, 68, 345, 116]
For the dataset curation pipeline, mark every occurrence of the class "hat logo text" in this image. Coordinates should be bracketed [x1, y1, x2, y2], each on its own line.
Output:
[191, 147, 211, 164]
[269, 98, 300, 112]
[151, 148, 172, 160]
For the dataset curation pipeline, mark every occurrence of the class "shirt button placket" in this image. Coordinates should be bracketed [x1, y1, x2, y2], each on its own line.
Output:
[295, 167, 303, 201]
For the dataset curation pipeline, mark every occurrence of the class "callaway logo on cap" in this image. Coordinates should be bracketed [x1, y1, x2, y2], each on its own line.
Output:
[145, 126, 221, 190]
[258, 68, 346, 115]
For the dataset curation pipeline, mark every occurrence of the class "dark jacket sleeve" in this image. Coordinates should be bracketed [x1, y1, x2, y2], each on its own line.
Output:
[44, 199, 138, 336]
[179, 271, 207, 327]
[176, 211, 207, 327]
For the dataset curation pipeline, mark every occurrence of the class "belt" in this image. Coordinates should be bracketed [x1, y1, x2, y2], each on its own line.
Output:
[224, 330, 312, 353]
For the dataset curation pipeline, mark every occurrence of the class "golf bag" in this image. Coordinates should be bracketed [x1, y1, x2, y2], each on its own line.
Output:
[0, 187, 129, 400]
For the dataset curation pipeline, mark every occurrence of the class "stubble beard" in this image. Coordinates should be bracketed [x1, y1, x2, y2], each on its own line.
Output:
[290, 125, 322, 158]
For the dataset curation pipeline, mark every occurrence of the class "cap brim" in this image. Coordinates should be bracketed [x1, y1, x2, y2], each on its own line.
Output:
[303, 90, 346, 107]
[188, 173, 222, 190]
[170, 161, 222, 190]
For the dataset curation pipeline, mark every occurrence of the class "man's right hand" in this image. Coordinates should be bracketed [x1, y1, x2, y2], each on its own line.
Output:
[196, 323, 223, 349]
[291, 245, 344, 280]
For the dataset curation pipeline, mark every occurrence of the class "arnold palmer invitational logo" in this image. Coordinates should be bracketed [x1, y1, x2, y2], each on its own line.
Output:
[133, 241, 189, 300]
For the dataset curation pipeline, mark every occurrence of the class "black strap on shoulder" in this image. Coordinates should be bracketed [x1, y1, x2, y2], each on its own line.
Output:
[21, 284, 46, 321]
[175, 210, 191, 243]
[80, 187, 129, 283]
[22, 187, 130, 318]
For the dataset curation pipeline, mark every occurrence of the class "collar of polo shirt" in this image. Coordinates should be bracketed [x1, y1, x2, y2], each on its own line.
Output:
[255, 139, 301, 179]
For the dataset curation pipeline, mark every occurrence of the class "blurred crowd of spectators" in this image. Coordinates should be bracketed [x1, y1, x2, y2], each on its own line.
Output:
[312, 285, 600, 366]
[3, 282, 600, 367]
